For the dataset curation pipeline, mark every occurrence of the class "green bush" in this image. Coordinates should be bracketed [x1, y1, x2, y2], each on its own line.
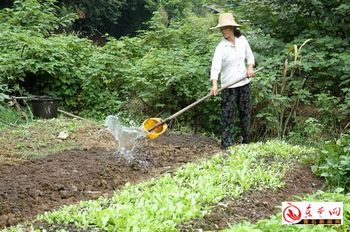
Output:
[287, 117, 324, 145]
[1, 0, 349, 140]
[0, 0, 134, 117]
[312, 134, 350, 192]
[0, 0, 75, 35]
[237, 0, 350, 138]
[119, 12, 222, 132]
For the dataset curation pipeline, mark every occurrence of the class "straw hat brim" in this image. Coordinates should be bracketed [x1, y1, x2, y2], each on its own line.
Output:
[210, 22, 241, 30]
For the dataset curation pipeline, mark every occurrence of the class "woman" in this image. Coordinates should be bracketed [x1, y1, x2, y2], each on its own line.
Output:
[210, 12, 255, 149]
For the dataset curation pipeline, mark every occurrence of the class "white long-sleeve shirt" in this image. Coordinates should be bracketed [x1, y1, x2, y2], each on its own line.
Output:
[210, 35, 255, 88]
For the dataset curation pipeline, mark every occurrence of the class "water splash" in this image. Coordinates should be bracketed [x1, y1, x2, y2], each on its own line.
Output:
[105, 115, 145, 161]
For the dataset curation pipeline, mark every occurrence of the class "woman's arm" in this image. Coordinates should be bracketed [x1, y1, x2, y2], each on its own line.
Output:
[210, 45, 223, 82]
[245, 38, 255, 77]
[210, 45, 222, 95]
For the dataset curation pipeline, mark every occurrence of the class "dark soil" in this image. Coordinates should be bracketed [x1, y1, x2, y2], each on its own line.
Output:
[179, 164, 324, 231]
[0, 132, 220, 228]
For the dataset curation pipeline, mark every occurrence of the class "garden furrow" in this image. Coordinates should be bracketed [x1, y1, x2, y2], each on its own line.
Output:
[5, 141, 317, 232]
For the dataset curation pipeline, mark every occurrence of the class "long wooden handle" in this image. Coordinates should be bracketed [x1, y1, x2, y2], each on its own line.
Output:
[148, 67, 264, 132]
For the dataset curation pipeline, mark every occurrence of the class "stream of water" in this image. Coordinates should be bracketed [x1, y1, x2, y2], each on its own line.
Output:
[105, 115, 145, 161]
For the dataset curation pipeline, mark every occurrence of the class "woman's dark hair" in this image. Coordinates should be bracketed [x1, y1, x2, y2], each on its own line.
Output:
[233, 27, 242, 37]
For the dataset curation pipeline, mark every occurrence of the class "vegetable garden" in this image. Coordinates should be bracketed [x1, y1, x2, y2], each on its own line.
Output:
[0, 0, 349, 231]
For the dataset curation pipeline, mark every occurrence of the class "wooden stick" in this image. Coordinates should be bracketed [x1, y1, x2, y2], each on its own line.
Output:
[0, 118, 17, 127]
[148, 67, 264, 132]
[12, 98, 29, 122]
[58, 109, 91, 122]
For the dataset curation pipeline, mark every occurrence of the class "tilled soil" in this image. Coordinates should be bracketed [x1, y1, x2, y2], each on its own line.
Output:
[179, 165, 324, 231]
[29, 165, 324, 232]
[0, 133, 220, 228]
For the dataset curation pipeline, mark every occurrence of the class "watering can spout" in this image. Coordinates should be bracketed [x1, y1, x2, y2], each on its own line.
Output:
[142, 118, 168, 139]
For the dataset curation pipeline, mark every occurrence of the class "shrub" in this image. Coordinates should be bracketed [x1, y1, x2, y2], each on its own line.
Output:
[312, 134, 350, 192]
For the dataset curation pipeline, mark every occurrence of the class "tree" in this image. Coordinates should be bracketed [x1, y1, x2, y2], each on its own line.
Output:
[240, 0, 350, 41]
[59, 0, 152, 38]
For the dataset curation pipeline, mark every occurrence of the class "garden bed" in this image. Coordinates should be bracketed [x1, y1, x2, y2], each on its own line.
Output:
[0, 133, 220, 228]
[178, 165, 323, 231]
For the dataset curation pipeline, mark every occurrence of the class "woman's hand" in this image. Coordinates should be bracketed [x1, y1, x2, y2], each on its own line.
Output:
[211, 85, 218, 96]
[211, 80, 218, 96]
[247, 65, 254, 78]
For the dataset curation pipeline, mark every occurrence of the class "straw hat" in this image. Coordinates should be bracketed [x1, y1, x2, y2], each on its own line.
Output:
[212, 13, 240, 29]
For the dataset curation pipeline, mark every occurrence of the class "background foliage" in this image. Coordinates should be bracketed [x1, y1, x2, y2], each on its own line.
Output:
[239, 0, 350, 138]
[312, 134, 350, 192]
[0, 0, 349, 140]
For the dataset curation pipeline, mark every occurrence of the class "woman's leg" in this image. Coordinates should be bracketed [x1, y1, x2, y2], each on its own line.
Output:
[237, 83, 251, 144]
[221, 88, 236, 148]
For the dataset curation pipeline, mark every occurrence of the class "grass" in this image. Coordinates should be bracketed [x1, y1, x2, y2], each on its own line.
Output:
[4, 141, 317, 232]
[0, 105, 26, 129]
[0, 116, 104, 163]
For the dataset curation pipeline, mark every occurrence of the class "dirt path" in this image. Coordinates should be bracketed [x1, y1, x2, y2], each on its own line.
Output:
[178, 165, 324, 231]
[0, 133, 220, 228]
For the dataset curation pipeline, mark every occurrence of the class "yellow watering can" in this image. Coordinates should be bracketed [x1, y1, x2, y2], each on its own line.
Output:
[142, 118, 168, 139]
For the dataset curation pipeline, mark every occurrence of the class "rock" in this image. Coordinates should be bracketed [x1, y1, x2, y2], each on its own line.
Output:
[55, 184, 65, 191]
[28, 189, 39, 197]
[50, 193, 59, 201]
[11, 208, 20, 214]
[85, 191, 100, 199]
[57, 131, 70, 140]
[100, 179, 107, 187]
[113, 178, 121, 186]
[71, 185, 78, 192]
[0, 215, 8, 225]
[7, 214, 16, 225]
[59, 190, 72, 199]
[103, 193, 110, 198]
